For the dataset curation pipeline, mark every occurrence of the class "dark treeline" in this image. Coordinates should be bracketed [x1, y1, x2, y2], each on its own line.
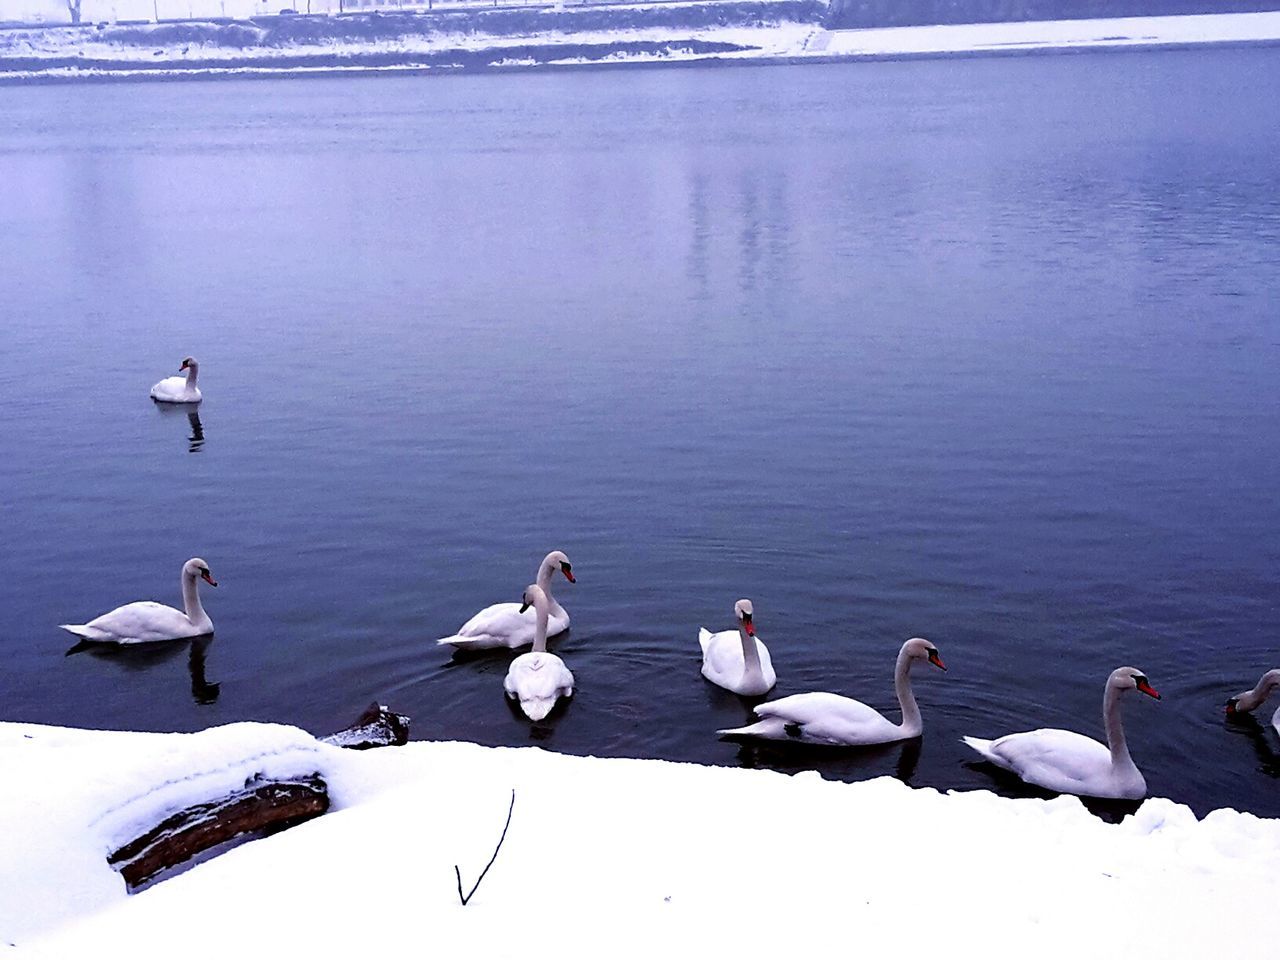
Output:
[831, 0, 1280, 29]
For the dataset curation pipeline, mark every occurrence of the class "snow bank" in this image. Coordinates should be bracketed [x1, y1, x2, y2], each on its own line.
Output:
[2, 8, 1279, 81]
[2, 720, 1278, 957]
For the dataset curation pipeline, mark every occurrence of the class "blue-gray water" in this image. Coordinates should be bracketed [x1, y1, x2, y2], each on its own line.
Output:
[1, 50, 1277, 818]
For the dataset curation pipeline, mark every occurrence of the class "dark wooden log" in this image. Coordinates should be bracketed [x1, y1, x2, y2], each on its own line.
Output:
[108, 775, 329, 889]
[321, 702, 411, 750]
[106, 704, 410, 889]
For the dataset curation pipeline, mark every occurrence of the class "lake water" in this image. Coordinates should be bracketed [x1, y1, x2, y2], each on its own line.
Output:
[1, 49, 1277, 819]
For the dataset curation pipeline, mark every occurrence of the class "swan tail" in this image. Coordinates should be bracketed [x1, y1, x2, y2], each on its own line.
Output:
[961, 736, 1000, 763]
[435, 634, 466, 647]
[698, 628, 713, 655]
[717, 717, 789, 740]
[59, 624, 98, 640]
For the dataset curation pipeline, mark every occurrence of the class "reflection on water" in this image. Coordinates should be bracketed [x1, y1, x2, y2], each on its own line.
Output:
[1225, 714, 1280, 779]
[64, 635, 220, 707]
[152, 402, 206, 453]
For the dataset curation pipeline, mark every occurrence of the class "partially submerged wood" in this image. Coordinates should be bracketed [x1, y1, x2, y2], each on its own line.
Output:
[107, 703, 410, 889]
[321, 702, 411, 750]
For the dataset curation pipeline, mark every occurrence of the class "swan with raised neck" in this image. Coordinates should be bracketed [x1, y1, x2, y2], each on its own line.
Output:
[60, 557, 218, 644]
[718, 637, 946, 745]
[698, 599, 777, 696]
[503, 583, 575, 721]
[436, 550, 575, 650]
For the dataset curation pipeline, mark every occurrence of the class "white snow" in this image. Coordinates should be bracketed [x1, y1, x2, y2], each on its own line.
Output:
[2, 718, 1278, 957]
[3, 10, 1280, 82]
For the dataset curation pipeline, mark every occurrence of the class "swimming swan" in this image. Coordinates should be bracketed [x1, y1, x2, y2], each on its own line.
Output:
[504, 583, 574, 721]
[150, 357, 202, 404]
[962, 666, 1160, 800]
[60, 558, 217, 644]
[1226, 668, 1280, 735]
[699, 599, 776, 696]
[437, 550, 574, 651]
[719, 637, 945, 745]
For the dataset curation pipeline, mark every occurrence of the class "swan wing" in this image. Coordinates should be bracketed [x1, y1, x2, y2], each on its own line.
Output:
[751, 692, 900, 745]
[984, 728, 1115, 793]
[61, 601, 199, 644]
[150, 376, 200, 403]
[439, 602, 569, 650]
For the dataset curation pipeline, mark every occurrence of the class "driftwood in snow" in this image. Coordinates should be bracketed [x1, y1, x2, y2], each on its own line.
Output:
[109, 775, 329, 889]
[107, 703, 410, 889]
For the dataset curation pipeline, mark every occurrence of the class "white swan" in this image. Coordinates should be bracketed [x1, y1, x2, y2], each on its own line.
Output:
[699, 599, 776, 696]
[436, 551, 574, 651]
[962, 666, 1160, 800]
[504, 583, 574, 721]
[1227, 668, 1280, 735]
[150, 357, 202, 404]
[60, 558, 217, 644]
[719, 638, 946, 745]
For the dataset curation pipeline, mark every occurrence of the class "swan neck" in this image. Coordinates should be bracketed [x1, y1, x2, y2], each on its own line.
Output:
[1239, 671, 1280, 712]
[186, 362, 199, 386]
[894, 647, 922, 735]
[531, 598, 550, 653]
[182, 571, 206, 626]
[535, 561, 555, 602]
[1103, 681, 1132, 769]
[738, 624, 763, 682]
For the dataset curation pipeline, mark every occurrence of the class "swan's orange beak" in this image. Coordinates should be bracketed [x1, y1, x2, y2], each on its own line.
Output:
[561, 566, 576, 583]
[1136, 678, 1160, 700]
[928, 650, 946, 671]
[201, 571, 218, 587]
[741, 616, 755, 637]
[1225, 698, 1238, 716]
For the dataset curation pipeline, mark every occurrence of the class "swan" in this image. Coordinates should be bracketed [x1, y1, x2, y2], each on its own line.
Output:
[962, 666, 1160, 800]
[150, 357, 202, 404]
[719, 637, 946, 745]
[699, 599, 776, 696]
[60, 558, 217, 644]
[1226, 668, 1280, 735]
[504, 583, 574, 721]
[436, 550, 574, 651]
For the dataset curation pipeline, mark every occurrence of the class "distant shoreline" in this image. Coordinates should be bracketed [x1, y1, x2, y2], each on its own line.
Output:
[2, 9, 1278, 86]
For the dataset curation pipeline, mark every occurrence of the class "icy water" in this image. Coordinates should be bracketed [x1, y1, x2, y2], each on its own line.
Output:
[1, 50, 1278, 819]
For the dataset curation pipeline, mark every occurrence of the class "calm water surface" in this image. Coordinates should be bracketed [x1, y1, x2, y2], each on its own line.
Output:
[1, 50, 1278, 818]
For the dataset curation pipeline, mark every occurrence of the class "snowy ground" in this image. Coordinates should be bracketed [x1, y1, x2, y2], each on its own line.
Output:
[2, 719, 1278, 958]
[1, 9, 1279, 81]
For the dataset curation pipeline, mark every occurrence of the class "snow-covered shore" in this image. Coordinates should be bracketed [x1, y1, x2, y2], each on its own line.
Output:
[1, 8, 1278, 82]
[2, 719, 1277, 957]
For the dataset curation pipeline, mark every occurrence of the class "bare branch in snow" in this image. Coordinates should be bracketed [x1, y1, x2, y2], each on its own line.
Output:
[454, 789, 516, 906]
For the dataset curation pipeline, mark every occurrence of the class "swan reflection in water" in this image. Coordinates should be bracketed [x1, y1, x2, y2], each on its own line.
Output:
[152, 401, 205, 453]
[64, 634, 221, 705]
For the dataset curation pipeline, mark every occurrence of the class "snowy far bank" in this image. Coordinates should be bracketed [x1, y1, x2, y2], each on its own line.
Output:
[2, 720, 1277, 957]
[1, 8, 1278, 82]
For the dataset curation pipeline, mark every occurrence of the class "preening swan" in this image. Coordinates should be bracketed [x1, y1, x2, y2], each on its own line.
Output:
[150, 357, 202, 404]
[719, 638, 945, 745]
[1227, 668, 1280, 735]
[699, 599, 776, 696]
[504, 583, 574, 721]
[60, 558, 217, 644]
[437, 551, 574, 651]
[962, 666, 1160, 800]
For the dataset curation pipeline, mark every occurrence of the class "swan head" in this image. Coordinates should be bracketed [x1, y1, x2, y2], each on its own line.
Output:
[543, 550, 575, 584]
[1111, 666, 1159, 700]
[183, 557, 217, 587]
[179, 356, 198, 372]
[734, 599, 755, 637]
[1226, 668, 1280, 715]
[519, 583, 548, 614]
[903, 637, 946, 671]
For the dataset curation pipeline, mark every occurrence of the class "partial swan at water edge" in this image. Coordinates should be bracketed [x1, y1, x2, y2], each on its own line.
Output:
[1227, 668, 1280, 736]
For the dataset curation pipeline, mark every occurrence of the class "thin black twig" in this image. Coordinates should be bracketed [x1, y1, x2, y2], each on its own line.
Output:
[454, 789, 516, 906]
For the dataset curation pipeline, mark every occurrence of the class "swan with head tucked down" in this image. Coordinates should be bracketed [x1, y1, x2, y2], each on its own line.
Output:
[962, 666, 1160, 800]
[150, 357, 202, 404]
[1226, 668, 1280, 735]
[699, 599, 776, 696]
[719, 638, 946, 745]
[60, 558, 217, 644]
[437, 551, 574, 651]
[504, 583, 574, 721]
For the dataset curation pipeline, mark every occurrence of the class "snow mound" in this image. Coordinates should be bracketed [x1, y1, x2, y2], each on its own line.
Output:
[2, 721, 1277, 956]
